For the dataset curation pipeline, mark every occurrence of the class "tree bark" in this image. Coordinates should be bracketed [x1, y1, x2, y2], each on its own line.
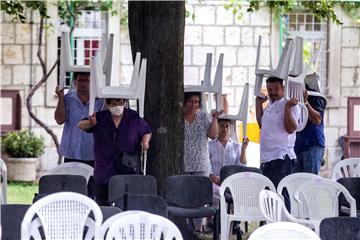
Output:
[128, 1, 185, 196]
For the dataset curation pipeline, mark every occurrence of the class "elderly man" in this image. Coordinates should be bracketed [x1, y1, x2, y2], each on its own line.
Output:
[255, 76, 300, 188]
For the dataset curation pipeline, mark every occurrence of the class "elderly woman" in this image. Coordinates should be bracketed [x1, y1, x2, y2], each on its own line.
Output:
[183, 92, 220, 235]
[78, 98, 151, 206]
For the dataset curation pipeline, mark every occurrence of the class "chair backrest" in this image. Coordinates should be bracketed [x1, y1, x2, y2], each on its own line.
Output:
[105, 211, 183, 240]
[165, 175, 213, 208]
[331, 158, 360, 181]
[108, 175, 157, 204]
[39, 174, 88, 195]
[48, 162, 94, 182]
[249, 222, 320, 240]
[0, 158, 7, 204]
[115, 194, 168, 218]
[2, 204, 30, 240]
[320, 217, 360, 240]
[277, 173, 320, 218]
[21, 192, 103, 240]
[259, 190, 290, 223]
[220, 165, 262, 183]
[294, 178, 357, 220]
[220, 172, 276, 221]
[337, 177, 360, 210]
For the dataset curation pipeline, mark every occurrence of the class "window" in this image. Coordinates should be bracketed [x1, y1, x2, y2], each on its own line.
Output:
[284, 12, 329, 94]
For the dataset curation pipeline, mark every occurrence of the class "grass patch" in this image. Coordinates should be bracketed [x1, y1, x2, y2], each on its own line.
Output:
[7, 181, 38, 204]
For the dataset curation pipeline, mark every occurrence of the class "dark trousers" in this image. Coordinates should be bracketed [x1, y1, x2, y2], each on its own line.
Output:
[261, 155, 294, 211]
[94, 182, 110, 206]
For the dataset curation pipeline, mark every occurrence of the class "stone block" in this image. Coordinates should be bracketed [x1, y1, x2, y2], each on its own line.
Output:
[194, 5, 215, 25]
[0, 65, 12, 85]
[232, 67, 248, 86]
[234, 13, 250, 26]
[248, 66, 256, 84]
[13, 65, 30, 85]
[341, 67, 359, 87]
[15, 23, 31, 44]
[32, 88, 45, 107]
[203, 26, 224, 46]
[341, 47, 359, 67]
[38, 147, 59, 175]
[216, 47, 237, 66]
[342, 28, 359, 47]
[119, 64, 133, 85]
[36, 106, 57, 126]
[241, 27, 253, 46]
[192, 46, 215, 66]
[328, 108, 347, 127]
[225, 27, 240, 45]
[254, 27, 270, 46]
[184, 46, 192, 65]
[24, 44, 45, 65]
[120, 44, 132, 65]
[120, 28, 130, 44]
[341, 87, 360, 107]
[237, 47, 256, 66]
[31, 65, 43, 84]
[325, 127, 339, 147]
[216, 6, 234, 25]
[341, 12, 359, 27]
[250, 7, 270, 26]
[184, 66, 200, 85]
[3, 45, 23, 64]
[222, 67, 232, 86]
[185, 4, 195, 25]
[185, 25, 202, 45]
[1, 24, 15, 43]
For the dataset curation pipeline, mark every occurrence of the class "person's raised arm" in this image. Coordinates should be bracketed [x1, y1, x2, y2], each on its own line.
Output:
[284, 98, 299, 134]
[54, 86, 67, 125]
[207, 111, 221, 139]
[239, 137, 249, 165]
[304, 91, 322, 125]
[255, 97, 267, 129]
[77, 113, 97, 131]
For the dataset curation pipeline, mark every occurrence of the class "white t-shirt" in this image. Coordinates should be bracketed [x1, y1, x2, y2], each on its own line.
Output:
[208, 138, 244, 176]
[260, 97, 300, 163]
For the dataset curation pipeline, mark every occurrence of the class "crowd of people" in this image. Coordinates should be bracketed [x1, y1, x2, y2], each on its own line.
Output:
[55, 71, 325, 236]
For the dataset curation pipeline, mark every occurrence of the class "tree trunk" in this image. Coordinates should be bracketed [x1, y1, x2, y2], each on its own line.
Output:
[128, 1, 185, 196]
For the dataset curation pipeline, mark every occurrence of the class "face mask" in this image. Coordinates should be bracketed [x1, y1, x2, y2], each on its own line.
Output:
[109, 106, 124, 116]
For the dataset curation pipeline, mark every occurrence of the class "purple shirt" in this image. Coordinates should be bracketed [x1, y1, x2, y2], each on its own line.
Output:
[87, 108, 151, 184]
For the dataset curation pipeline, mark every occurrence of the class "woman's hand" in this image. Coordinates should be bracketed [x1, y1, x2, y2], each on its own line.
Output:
[89, 112, 97, 127]
[241, 137, 249, 150]
[209, 174, 221, 186]
[141, 133, 151, 151]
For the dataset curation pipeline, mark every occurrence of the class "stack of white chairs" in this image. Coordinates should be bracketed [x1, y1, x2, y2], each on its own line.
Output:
[184, 53, 223, 113]
[249, 221, 320, 240]
[47, 162, 94, 183]
[331, 157, 360, 181]
[0, 158, 7, 204]
[21, 192, 103, 240]
[220, 172, 276, 240]
[99, 210, 183, 240]
[89, 34, 147, 117]
[59, 30, 90, 90]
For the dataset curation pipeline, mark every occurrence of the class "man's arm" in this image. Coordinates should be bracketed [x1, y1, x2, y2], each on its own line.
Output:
[255, 97, 267, 129]
[304, 91, 322, 125]
[141, 133, 152, 150]
[239, 137, 249, 164]
[54, 87, 67, 125]
[284, 98, 299, 134]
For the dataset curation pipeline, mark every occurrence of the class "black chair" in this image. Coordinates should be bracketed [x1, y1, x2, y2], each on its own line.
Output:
[337, 177, 360, 217]
[1, 204, 30, 240]
[108, 175, 157, 204]
[165, 175, 218, 240]
[115, 194, 168, 218]
[320, 217, 360, 240]
[220, 165, 262, 183]
[38, 174, 88, 195]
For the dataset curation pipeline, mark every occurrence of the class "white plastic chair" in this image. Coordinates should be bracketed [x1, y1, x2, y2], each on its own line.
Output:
[219, 83, 249, 140]
[104, 211, 183, 240]
[21, 192, 103, 240]
[293, 177, 357, 234]
[0, 158, 7, 204]
[259, 190, 317, 230]
[59, 30, 90, 90]
[277, 173, 321, 218]
[185, 53, 223, 113]
[48, 162, 94, 182]
[89, 44, 147, 117]
[248, 222, 320, 240]
[219, 172, 276, 240]
[331, 157, 360, 181]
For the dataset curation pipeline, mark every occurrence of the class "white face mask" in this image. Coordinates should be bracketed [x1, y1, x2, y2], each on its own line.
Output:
[109, 105, 124, 116]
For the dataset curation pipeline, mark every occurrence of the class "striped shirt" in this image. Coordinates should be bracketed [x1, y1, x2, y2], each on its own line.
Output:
[208, 138, 244, 176]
